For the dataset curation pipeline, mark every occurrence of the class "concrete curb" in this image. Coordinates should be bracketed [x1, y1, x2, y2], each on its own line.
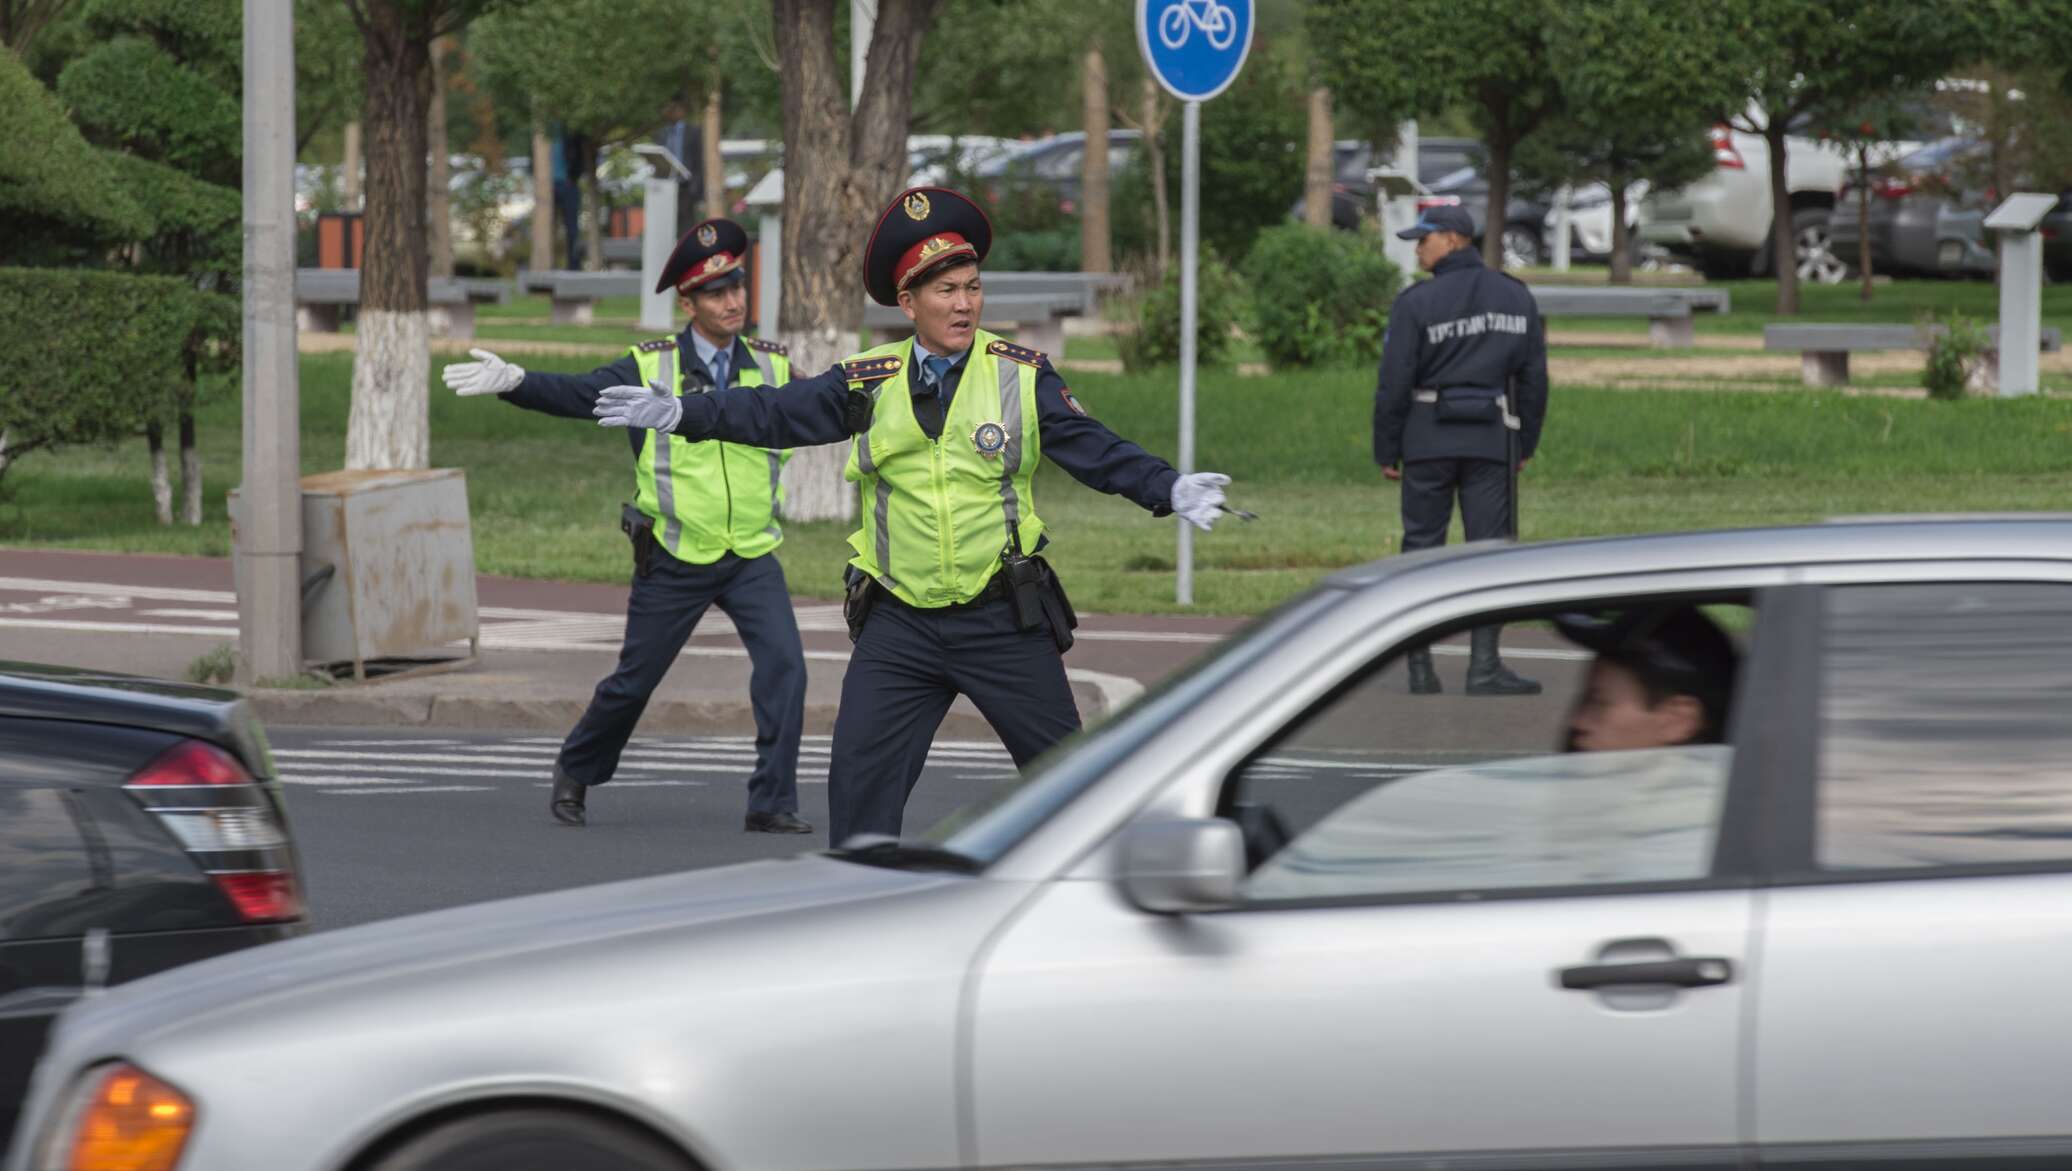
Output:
[248, 680, 1112, 739]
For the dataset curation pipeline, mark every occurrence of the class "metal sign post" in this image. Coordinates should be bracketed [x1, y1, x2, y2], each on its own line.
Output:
[1138, 0, 1253, 605]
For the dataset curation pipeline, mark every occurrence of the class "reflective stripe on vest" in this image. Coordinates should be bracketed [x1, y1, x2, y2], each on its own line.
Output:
[841, 330, 1045, 607]
[629, 340, 791, 565]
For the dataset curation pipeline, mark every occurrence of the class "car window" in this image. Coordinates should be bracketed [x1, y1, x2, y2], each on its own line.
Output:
[0, 787, 95, 941]
[1816, 582, 2072, 871]
[1224, 600, 1751, 903]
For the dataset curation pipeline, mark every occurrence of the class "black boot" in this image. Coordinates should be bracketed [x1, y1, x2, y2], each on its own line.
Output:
[549, 767, 588, 827]
[1405, 647, 1442, 695]
[1465, 626, 1541, 696]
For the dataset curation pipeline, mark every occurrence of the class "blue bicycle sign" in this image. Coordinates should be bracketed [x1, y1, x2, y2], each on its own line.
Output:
[1137, 0, 1253, 102]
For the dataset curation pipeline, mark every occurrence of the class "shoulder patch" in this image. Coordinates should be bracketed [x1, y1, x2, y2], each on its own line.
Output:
[986, 339, 1046, 368]
[636, 338, 678, 353]
[1061, 389, 1089, 417]
[744, 336, 788, 356]
[841, 355, 904, 383]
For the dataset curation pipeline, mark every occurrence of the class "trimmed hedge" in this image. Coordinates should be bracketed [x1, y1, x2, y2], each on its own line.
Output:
[1241, 225, 1403, 370]
[0, 267, 237, 480]
[103, 149, 241, 283]
[0, 47, 148, 251]
[57, 35, 242, 185]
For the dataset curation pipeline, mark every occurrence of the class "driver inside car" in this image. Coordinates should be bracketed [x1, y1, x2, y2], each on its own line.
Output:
[1556, 603, 1741, 753]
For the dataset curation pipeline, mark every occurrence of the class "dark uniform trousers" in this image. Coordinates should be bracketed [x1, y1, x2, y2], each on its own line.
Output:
[826, 591, 1081, 845]
[557, 550, 806, 815]
[1400, 458, 1514, 553]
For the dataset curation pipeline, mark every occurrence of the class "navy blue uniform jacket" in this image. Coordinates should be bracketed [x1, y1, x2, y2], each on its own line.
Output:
[1373, 248, 1549, 467]
[497, 326, 768, 459]
[668, 350, 1179, 516]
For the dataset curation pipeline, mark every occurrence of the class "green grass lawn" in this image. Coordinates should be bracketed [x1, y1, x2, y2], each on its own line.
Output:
[5, 344, 2070, 615]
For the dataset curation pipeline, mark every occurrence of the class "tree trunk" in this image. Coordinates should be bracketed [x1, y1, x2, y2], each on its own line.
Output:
[703, 74, 726, 219]
[1856, 143, 1874, 304]
[1303, 86, 1333, 229]
[1608, 179, 1632, 285]
[1767, 122, 1798, 315]
[580, 171, 603, 272]
[146, 421, 173, 526]
[346, 0, 434, 471]
[426, 35, 454, 279]
[1079, 37, 1111, 273]
[179, 411, 202, 525]
[530, 119, 555, 269]
[1143, 77, 1171, 278]
[1484, 129, 1513, 269]
[342, 120, 363, 209]
[770, 0, 941, 523]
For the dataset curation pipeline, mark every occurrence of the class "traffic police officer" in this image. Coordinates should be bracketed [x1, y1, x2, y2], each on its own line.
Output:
[592, 186, 1233, 845]
[441, 218, 813, 835]
[1373, 204, 1548, 697]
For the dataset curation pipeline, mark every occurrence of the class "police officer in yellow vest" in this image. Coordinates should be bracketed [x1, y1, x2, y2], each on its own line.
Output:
[440, 218, 813, 835]
[592, 187, 1234, 845]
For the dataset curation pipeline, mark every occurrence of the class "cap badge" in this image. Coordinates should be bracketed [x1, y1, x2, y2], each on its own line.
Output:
[701, 253, 729, 274]
[904, 191, 932, 221]
[696, 223, 717, 247]
[916, 236, 954, 264]
[971, 422, 1008, 459]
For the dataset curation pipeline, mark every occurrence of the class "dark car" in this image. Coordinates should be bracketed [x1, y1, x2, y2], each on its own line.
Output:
[1827, 137, 1996, 279]
[2041, 193, 2072, 281]
[1295, 138, 1549, 265]
[0, 663, 306, 1147]
[978, 130, 1142, 213]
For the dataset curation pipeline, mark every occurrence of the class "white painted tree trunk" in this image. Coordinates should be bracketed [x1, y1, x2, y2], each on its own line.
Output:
[179, 413, 202, 525]
[146, 422, 173, 526]
[346, 309, 431, 469]
[780, 324, 856, 523]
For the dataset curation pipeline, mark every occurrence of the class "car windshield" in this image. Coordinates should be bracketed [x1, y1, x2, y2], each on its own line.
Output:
[924, 589, 1346, 866]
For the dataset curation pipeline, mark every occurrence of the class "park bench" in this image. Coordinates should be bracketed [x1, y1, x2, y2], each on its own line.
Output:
[536, 271, 641, 324]
[1764, 323, 2063, 392]
[293, 270, 509, 340]
[1527, 286, 1732, 348]
[601, 237, 642, 267]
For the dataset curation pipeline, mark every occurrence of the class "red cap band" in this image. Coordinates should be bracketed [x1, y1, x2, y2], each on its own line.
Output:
[894, 233, 976, 293]
[677, 250, 742, 293]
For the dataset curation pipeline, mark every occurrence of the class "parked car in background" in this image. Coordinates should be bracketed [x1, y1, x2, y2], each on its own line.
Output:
[1826, 137, 1996, 279]
[907, 135, 1019, 186]
[1287, 138, 1483, 232]
[2039, 193, 2072, 280]
[1542, 181, 1650, 265]
[976, 130, 1141, 212]
[0, 664, 305, 1153]
[1415, 137, 1554, 268]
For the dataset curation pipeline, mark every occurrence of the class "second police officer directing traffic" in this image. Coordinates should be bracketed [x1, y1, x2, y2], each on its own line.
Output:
[1372, 204, 1549, 698]
[593, 186, 1235, 846]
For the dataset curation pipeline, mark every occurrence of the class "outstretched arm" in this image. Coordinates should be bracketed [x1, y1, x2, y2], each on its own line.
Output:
[595, 364, 861, 448]
[1032, 362, 1180, 514]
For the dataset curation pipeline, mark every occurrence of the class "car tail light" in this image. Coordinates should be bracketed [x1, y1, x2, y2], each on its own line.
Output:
[1872, 177, 1916, 200]
[126, 740, 303, 924]
[50, 1063, 195, 1171]
[1710, 124, 1744, 170]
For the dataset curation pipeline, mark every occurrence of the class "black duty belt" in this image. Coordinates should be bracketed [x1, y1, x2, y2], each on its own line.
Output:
[873, 573, 1013, 612]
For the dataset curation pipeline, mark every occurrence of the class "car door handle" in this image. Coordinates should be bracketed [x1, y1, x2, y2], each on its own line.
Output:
[1559, 956, 1734, 990]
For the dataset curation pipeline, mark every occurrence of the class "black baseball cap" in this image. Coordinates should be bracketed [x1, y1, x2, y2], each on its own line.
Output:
[1554, 603, 1740, 710]
[1395, 204, 1475, 240]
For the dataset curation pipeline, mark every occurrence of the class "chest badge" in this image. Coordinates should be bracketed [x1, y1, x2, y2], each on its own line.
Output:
[971, 421, 1008, 459]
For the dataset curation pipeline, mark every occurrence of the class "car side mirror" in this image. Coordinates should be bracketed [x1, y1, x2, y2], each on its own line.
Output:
[1117, 819, 1244, 915]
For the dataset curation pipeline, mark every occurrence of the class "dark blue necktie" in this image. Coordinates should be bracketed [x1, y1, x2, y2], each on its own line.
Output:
[709, 351, 730, 389]
[923, 355, 953, 408]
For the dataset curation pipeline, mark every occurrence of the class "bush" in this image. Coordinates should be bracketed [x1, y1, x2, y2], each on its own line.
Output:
[1921, 311, 1989, 400]
[989, 226, 1080, 272]
[0, 267, 237, 492]
[0, 48, 149, 254]
[1241, 225, 1403, 369]
[1114, 254, 1246, 372]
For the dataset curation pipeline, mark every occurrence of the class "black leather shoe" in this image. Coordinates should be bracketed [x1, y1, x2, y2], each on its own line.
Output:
[1405, 648, 1442, 695]
[1464, 626, 1542, 696]
[549, 768, 587, 827]
[744, 811, 814, 834]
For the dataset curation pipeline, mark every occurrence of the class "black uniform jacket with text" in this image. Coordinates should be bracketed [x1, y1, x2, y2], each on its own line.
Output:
[1372, 248, 1549, 468]
[667, 347, 1180, 516]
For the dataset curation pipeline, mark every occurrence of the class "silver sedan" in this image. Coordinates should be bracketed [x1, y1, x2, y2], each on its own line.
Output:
[15, 516, 2072, 1171]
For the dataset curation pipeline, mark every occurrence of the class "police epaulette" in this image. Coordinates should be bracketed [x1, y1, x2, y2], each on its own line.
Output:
[841, 355, 903, 382]
[636, 338, 678, 353]
[986, 339, 1046, 368]
[744, 336, 788, 356]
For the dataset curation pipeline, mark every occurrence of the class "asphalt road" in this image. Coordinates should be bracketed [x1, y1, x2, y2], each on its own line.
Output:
[270, 726, 1014, 930]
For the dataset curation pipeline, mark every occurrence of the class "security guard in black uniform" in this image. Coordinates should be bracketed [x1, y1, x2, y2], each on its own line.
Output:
[592, 187, 1234, 845]
[1374, 204, 1548, 697]
[441, 219, 813, 835]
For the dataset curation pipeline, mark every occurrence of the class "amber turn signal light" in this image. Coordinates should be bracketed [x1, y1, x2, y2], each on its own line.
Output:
[59, 1063, 195, 1171]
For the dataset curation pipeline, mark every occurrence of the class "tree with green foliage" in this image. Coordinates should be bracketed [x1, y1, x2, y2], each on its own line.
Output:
[2, 0, 73, 54]
[0, 43, 147, 256]
[1728, 0, 1988, 313]
[1519, 0, 1744, 284]
[342, 0, 525, 472]
[1155, 50, 1306, 265]
[1310, 0, 1562, 270]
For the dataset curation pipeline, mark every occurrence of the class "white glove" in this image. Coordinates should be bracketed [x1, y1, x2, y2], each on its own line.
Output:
[593, 379, 684, 433]
[1170, 471, 1230, 532]
[441, 347, 525, 396]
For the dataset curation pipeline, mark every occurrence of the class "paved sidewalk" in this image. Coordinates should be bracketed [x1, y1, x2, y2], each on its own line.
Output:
[0, 548, 1243, 743]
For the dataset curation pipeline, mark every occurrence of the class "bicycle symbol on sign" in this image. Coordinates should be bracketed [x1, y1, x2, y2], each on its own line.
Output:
[1157, 0, 1238, 51]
